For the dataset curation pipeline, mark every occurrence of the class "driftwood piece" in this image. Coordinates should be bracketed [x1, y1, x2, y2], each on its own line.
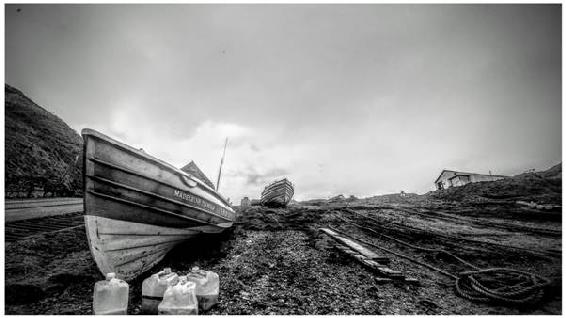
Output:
[320, 227, 418, 284]
[320, 228, 387, 261]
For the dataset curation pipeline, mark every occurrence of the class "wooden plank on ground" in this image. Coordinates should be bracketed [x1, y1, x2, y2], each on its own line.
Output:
[321, 228, 388, 261]
[321, 227, 418, 284]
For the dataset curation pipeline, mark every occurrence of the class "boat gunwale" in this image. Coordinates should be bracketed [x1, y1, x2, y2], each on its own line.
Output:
[262, 183, 294, 193]
[87, 174, 234, 222]
[262, 185, 294, 196]
[262, 178, 294, 190]
[261, 185, 294, 198]
[90, 157, 231, 212]
[262, 186, 294, 197]
[82, 128, 232, 207]
[87, 157, 234, 219]
[87, 190, 219, 226]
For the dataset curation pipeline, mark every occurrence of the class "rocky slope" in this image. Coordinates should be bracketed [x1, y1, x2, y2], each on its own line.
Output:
[5, 84, 83, 198]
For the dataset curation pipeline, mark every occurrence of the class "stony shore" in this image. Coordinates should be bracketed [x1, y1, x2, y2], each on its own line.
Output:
[5, 199, 562, 315]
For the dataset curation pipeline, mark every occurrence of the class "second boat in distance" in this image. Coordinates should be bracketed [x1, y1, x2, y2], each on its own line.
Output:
[260, 178, 294, 207]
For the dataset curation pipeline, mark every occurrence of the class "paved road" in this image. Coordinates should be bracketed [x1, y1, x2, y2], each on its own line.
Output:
[5, 197, 83, 223]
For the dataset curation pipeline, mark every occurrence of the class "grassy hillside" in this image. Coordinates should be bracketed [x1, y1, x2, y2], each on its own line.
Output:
[427, 163, 562, 205]
[5, 84, 83, 198]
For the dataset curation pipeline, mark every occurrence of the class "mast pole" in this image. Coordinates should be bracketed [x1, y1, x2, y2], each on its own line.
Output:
[216, 138, 228, 191]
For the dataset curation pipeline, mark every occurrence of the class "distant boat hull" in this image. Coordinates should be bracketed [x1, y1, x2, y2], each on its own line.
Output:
[82, 129, 236, 280]
[260, 178, 294, 207]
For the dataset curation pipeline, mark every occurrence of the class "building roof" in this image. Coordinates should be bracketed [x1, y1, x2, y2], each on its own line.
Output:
[434, 169, 507, 184]
[180, 160, 215, 190]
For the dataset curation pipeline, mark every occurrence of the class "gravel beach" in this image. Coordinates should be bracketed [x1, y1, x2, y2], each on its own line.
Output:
[4, 199, 561, 315]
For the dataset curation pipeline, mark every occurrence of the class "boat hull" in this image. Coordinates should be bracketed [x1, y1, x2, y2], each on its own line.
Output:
[82, 129, 236, 280]
[260, 179, 294, 207]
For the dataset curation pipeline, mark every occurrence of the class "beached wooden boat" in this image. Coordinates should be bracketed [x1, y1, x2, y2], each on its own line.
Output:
[260, 178, 294, 207]
[82, 128, 236, 280]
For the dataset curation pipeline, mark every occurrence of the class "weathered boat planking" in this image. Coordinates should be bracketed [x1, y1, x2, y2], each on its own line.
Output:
[82, 128, 236, 280]
[260, 178, 294, 207]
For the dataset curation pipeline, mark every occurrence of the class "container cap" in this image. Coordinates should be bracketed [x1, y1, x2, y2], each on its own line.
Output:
[191, 266, 200, 272]
[106, 272, 116, 281]
[163, 268, 172, 274]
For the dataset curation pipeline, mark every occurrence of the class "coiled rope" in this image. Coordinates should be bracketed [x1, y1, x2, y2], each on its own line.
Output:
[328, 215, 552, 306]
[455, 268, 549, 305]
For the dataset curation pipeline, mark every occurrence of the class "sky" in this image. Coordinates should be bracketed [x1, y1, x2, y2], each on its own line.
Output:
[5, 4, 562, 202]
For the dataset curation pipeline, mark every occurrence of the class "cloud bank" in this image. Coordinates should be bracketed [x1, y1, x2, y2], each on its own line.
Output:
[6, 4, 561, 202]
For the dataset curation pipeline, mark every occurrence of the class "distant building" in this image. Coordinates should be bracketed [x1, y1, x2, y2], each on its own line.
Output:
[434, 170, 507, 190]
[329, 194, 345, 203]
[240, 197, 251, 207]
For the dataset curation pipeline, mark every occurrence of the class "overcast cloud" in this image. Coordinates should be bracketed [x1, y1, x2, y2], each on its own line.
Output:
[5, 4, 561, 202]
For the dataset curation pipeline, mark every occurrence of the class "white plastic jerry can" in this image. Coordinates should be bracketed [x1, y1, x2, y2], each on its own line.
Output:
[186, 266, 220, 311]
[158, 276, 199, 315]
[141, 268, 180, 314]
[93, 272, 129, 315]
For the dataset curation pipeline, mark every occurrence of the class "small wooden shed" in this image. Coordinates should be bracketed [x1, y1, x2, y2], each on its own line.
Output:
[434, 170, 506, 190]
